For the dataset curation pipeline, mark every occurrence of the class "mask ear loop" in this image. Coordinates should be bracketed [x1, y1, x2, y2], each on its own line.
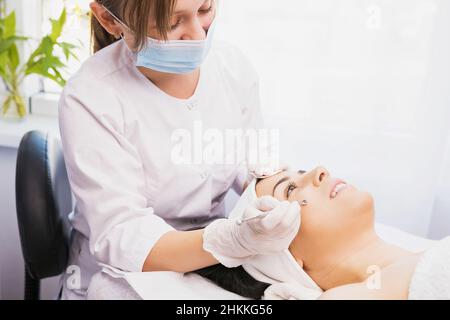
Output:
[101, 5, 132, 36]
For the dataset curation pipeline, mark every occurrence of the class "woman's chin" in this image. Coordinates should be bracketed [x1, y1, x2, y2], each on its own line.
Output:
[337, 186, 374, 211]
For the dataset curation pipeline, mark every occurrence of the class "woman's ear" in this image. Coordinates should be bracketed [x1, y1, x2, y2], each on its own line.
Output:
[90, 2, 123, 38]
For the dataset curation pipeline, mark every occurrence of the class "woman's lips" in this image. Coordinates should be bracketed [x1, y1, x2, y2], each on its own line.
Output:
[329, 179, 347, 199]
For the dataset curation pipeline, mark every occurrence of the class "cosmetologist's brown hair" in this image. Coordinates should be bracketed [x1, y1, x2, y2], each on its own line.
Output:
[91, 0, 177, 53]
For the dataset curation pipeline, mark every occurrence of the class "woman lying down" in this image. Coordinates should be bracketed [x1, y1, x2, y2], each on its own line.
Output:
[192, 166, 450, 300]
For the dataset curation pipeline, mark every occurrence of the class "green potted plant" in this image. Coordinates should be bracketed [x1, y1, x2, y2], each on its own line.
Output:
[0, 3, 78, 119]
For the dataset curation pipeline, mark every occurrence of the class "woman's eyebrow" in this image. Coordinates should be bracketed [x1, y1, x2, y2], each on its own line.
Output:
[272, 176, 289, 196]
[271, 170, 306, 196]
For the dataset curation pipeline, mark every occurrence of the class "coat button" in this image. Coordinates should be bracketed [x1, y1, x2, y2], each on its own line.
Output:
[187, 100, 197, 110]
[200, 171, 209, 179]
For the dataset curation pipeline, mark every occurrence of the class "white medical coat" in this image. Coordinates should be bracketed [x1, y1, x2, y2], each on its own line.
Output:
[58, 39, 263, 298]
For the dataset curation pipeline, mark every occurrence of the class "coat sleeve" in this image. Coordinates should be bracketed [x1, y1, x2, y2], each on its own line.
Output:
[58, 77, 174, 272]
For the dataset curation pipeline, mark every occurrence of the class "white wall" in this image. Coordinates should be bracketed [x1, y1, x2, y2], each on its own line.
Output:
[428, 133, 450, 239]
[217, 0, 450, 237]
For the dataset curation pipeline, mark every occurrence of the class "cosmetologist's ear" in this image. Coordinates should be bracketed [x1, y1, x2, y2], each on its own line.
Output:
[89, 2, 123, 38]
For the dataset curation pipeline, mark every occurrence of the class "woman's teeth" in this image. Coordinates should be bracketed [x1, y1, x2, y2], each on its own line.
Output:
[331, 183, 347, 199]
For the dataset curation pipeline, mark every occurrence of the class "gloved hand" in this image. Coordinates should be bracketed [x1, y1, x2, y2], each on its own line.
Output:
[203, 196, 301, 268]
[241, 162, 290, 191]
[246, 141, 290, 179]
[247, 162, 290, 179]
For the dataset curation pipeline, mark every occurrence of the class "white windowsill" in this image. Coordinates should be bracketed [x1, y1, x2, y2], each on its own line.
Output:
[0, 114, 60, 149]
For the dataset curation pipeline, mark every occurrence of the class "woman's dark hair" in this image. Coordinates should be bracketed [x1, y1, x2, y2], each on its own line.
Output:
[191, 264, 270, 300]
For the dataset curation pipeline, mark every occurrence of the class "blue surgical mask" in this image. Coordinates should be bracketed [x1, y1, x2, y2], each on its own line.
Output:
[135, 21, 216, 74]
[103, 6, 216, 74]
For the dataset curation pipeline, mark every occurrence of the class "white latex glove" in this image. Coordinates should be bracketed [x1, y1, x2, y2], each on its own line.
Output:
[203, 196, 301, 268]
[247, 163, 290, 179]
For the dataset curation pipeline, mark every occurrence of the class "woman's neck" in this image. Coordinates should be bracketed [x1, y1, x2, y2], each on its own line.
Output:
[290, 231, 412, 291]
[138, 67, 200, 99]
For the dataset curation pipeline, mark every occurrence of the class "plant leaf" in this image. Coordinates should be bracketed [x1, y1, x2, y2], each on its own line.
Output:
[0, 37, 15, 55]
[25, 36, 53, 68]
[24, 55, 67, 87]
[4, 7, 76, 89]
[58, 41, 78, 60]
[3, 11, 15, 39]
[8, 43, 19, 70]
[50, 67, 66, 86]
[50, 8, 66, 42]
[0, 36, 27, 55]
[0, 51, 9, 80]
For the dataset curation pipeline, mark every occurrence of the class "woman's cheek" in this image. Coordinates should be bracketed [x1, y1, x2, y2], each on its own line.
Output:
[298, 201, 325, 231]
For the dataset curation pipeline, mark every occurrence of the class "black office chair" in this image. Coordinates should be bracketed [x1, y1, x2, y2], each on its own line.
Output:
[15, 130, 73, 300]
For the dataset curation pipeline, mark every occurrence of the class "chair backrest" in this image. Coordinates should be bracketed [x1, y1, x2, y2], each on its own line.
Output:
[15, 131, 72, 280]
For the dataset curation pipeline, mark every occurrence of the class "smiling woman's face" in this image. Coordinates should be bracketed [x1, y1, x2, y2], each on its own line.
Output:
[255, 166, 375, 243]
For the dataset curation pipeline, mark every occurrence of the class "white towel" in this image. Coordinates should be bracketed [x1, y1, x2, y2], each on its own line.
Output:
[228, 179, 323, 300]
[98, 264, 249, 300]
[228, 179, 259, 220]
[243, 251, 323, 300]
[408, 236, 450, 300]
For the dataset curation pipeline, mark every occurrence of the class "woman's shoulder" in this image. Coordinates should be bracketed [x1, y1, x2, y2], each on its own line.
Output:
[60, 67, 116, 110]
[58, 44, 128, 128]
[68, 40, 134, 86]
[59, 41, 134, 106]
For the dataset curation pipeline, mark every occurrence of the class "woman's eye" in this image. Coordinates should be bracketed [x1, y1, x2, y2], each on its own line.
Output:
[170, 20, 182, 30]
[199, 6, 213, 14]
[286, 182, 297, 198]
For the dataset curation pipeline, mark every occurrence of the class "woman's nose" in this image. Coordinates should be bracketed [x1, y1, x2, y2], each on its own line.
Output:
[181, 20, 208, 40]
[312, 166, 329, 187]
